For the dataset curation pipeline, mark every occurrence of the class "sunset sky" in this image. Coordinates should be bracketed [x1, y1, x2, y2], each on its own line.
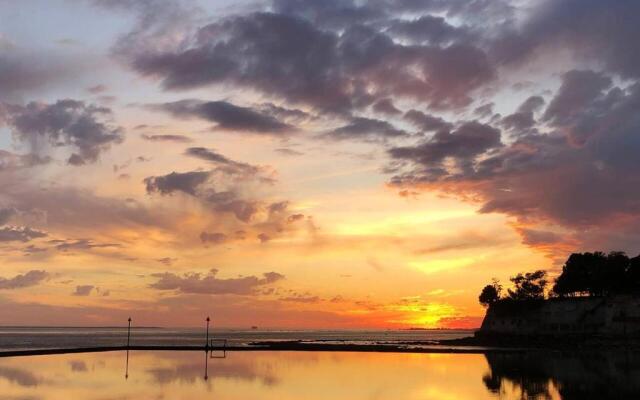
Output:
[1, 0, 639, 329]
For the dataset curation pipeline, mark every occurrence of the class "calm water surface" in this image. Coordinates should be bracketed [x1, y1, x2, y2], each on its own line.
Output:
[1, 350, 639, 399]
[0, 327, 473, 351]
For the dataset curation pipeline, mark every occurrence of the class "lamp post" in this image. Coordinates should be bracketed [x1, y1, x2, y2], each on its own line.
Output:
[126, 317, 132, 349]
[205, 316, 210, 350]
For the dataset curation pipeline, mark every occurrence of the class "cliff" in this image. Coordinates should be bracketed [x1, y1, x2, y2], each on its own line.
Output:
[479, 295, 640, 337]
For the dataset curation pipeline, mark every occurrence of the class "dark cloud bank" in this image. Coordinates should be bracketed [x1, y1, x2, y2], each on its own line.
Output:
[148, 100, 294, 135]
[1, 99, 123, 165]
[80, 0, 640, 256]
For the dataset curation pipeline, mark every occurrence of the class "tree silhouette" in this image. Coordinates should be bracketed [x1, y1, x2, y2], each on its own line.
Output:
[553, 251, 638, 297]
[479, 279, 502, 307]
[604, 251, 629, 293]
[627, 255, 640, 290]
[479, 250, 640, 304]
[552, 252, 598, 297]
[507, 270, 547, 300]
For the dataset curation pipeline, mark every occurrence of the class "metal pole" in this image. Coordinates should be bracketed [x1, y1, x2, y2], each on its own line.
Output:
[127, 317, 132, 348]
[205, 316, 210, 350]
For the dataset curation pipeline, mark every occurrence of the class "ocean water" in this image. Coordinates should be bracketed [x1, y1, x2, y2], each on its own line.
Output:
[1, 349, 639, 399]
[0, 327, 473, 351]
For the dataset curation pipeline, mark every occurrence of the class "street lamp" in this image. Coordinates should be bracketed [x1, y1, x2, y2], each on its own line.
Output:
[205, 316, 210, 350]
[127, 317, 132, 348]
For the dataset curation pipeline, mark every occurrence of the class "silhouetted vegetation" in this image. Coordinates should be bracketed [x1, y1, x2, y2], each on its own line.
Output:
[507, 270, 547, 300]
[478, 251, 640, 306]
[479, 279, 502, 307]
[553, 251, 640, 297]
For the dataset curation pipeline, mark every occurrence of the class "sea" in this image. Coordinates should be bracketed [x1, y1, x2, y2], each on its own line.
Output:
[1, 345, 638, 399]
[0, 327, 474, 351]
[1, 327, 639, 398]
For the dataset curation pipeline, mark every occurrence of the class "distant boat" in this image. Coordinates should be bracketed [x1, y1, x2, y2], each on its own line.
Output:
[251, 326, 258, 330]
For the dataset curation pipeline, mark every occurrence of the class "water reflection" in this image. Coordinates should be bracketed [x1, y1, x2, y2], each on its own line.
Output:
[69, 360, 88, 372]
[125, 349, 129, 379]
[0, 366, 40, 387]
[0, 350, 638, 399]
[145, 350, 279, 386]
[483, 351, 640, 399]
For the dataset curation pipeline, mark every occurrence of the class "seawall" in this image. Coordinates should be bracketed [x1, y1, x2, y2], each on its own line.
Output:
[479, 295, 640, 337]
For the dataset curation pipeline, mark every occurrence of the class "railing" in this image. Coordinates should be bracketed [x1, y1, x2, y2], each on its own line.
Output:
[209, 338, 227, 358]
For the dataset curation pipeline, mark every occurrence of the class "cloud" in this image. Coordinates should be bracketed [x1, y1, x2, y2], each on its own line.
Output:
[387, 14, 471, 45]
[276, 0, 515, 29]
[274, 148, 304, 156]
[389, 120, 502, 181]
[280, 295, 321, 303]
[144, 169, 262, 222]
[388, 70, 640, 257]
[200, 231, 227, 245]
[404, 110, 452, 132]
[73, 285, 94, 296]
[184, 147, 261, 176]
[492, 0, 640, 79]
[372, 98, 401, 115]
[287, 214, 305, 223]
[0, 270, 49, 290]
[323, 117, 408, 141]
[141, 134, 193, 143]
[541, 70, 612, 145]
[500, 95, 545, 133]
[116, 9, 495, 112]
[0, 208, 16, 226]
[0, 227, 47, 242]
[96, 0, 199, 57]
[156, 257, 177, 266]
[0, 182, 174, 237]
[53, 239, 122, 252]
[0, 150, 50, 171]
[149, 100, 293, 135]
[149, 268, 285, 295]
[144, 170, 210, 196]
[1, 99, 124, 165]
[144, 163, 283, 223]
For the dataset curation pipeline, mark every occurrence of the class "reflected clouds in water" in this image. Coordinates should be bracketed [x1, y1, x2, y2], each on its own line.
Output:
[0, 350, 639, 399]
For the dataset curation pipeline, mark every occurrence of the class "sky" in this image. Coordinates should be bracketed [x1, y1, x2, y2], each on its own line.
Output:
[0, 0, 639, 329]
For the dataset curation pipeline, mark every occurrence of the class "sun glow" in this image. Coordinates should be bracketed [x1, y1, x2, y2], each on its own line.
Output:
[391, 302, 459, 328]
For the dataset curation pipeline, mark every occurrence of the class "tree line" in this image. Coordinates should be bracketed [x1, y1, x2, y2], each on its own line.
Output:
[479, 251, 640, 307]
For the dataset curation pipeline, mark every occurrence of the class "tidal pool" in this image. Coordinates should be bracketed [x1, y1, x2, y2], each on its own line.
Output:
[0, 350, 638, 399]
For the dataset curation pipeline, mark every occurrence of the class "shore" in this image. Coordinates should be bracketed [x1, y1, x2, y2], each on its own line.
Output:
[0, 341, 530, 358]
[3, 333, 640, 358]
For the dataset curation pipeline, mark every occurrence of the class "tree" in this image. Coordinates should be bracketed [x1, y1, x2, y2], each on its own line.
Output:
[604, 251, 629, 293]
[507, 270, 547, 300]
[479, 279, 502, 307]
[553, 251, 632, 297]
[552, 253, 593, 297]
